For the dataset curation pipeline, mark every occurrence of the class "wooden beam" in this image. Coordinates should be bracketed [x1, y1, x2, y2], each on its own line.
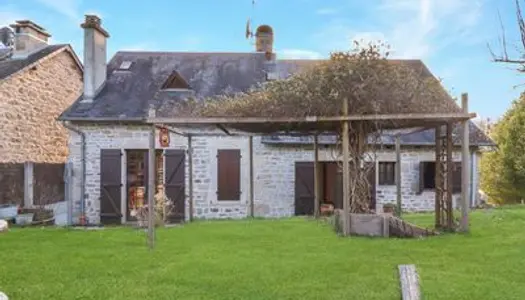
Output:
[216, 124, 231, 135]
[342, 98, 351, 236]
[188, 135, 194, 222]
[395, 136, 402, 217]
[434, 126, 442, 228]
[398, 265, 421, 300]
[313, 134, 320, 218]
[249, 136, 255, 218]
[146, 112, 477, 125]
[147, 125, 156, 249]
[446, 123, 453, 229]
[460, 94, 470, 232]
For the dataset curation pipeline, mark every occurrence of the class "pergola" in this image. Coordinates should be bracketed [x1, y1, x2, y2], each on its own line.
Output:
[143, 93, 474, 248]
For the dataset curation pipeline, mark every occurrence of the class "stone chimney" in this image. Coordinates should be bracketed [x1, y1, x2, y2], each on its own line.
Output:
[80, 15, 109, 103]
[255, 25, 273, 53]
[9, 20, 51, 58]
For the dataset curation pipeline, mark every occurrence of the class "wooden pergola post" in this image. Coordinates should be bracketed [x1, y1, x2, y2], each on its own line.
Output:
[434, 126, 442, 228]
[460, 93, 470, 232]
[446, 123, 453, 229]
[395, 135, 402, 217]
[314, 134, 320, 218]
[148, 125, 156, 249]
[342, 98, 351, 236]
[249, 136, 255, 218]
[188, 135, 194, 222]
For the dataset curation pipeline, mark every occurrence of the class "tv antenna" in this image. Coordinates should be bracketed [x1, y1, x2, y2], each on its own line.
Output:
[245, 0, 256, 41]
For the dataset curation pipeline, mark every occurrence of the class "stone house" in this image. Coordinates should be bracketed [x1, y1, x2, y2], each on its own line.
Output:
[0, 20, 83, 206]
[59, 16, 493, 225]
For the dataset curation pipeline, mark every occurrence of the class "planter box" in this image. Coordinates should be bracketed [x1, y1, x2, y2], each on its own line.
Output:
[333, 210, 389, 237]
[15, 213, 34, 226]
[0, 205, 17, 220]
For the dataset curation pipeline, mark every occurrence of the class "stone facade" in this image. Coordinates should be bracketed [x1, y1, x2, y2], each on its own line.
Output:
[0, 49, 83, 163]
[67, 124, 481, 224]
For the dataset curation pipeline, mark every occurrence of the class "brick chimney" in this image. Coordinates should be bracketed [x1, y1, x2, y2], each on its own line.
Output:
[9, 20, 51, 58]
[255, 25, 273, 53]
[80, 15, 109, 103]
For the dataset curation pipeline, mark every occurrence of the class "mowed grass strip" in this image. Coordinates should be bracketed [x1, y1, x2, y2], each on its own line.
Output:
[1, 207, 524, 300]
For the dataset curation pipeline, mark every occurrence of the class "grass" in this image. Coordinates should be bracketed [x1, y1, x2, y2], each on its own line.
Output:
[1, 207, 525, 300]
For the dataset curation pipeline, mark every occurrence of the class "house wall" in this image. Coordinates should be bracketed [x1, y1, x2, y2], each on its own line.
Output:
[67, 124, 480, 224]
[0, 50, 83, 163]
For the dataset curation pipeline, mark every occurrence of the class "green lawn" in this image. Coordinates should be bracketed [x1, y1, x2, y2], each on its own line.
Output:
[1, 207, 525, 300]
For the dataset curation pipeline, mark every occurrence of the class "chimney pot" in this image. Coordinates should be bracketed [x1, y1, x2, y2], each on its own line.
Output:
[255, 25, 273, 53]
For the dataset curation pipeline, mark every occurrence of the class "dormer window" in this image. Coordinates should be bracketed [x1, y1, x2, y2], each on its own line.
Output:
[161, 71, 191, 90]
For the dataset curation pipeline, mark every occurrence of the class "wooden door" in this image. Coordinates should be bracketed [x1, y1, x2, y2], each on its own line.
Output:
[329, 162, 376, 211]
[164, 150, 185, 223]
[100, 149, 122, 224]
[294, 162, 315, 216]
[365, 162, 376, 210]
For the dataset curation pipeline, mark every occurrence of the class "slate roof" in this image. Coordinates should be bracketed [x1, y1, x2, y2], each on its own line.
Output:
[0, 44, 67, 80]
[60, 52, 271, 120]
[261, 121, 495, 147]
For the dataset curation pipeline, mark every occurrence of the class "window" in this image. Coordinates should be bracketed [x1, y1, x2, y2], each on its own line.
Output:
[419, 161, 436, 192]
[161, 71, 191, 90]
[378, 162, 396, 185]
[418, 161, 462, 194]
[217, 149, 241, 201]
[118, 61, 132, 70]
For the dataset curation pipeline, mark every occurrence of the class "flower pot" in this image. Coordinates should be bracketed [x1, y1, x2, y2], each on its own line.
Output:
[15, 213, 34, 225]
[382, 205, 396, 214]
[0, 204, 17, 220]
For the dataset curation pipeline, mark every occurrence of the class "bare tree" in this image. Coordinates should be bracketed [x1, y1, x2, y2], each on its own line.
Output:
[489, 0, 525, 72]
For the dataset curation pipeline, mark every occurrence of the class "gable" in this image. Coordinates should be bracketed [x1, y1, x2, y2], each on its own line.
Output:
[0, 44, 82, 82]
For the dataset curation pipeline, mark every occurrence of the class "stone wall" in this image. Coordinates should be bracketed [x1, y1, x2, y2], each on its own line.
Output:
[67, 124, 480, 224]
[0, 49, 83, 163]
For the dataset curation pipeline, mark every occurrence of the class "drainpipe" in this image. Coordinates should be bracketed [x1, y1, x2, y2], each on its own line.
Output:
[62, 121, 86, 225]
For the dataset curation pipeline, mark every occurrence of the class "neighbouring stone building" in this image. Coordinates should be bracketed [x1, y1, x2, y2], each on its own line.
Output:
[0, 20, 83, 206]
[59, 15, 494, 225]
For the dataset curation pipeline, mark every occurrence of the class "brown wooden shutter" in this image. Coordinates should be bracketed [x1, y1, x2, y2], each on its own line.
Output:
[164, 150, 185, 223]
[100, 149, 122, 224]
[417, 161, 425, 194]
[217, 149, 241, 201]
[452, 162, 462, 194]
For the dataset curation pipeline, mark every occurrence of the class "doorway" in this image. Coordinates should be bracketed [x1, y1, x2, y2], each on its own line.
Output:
[294, 161, 376, 216]
[125, 149, 164, 221]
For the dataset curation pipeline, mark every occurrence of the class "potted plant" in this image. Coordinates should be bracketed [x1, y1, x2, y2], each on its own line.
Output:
[382, 203, 396, 215]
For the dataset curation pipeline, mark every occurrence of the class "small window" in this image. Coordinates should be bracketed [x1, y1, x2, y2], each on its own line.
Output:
[378, 162, 396, 185]
[217, 149, 241, 201]
[161, 71, 191, 90]
[418, 161, 436, 194]
[119, 61, 133, 70]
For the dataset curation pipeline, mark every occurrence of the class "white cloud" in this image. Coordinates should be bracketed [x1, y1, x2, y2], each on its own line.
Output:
[33, 0, 81, 21]
[314, 0, 485, 59]
[0, 6, 24, 27]
[278, 49, 324, 60]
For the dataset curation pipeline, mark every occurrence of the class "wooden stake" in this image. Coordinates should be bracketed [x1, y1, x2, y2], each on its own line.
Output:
[434, 126, 442, 228]
[188, 135, 194, 222]
[395, 135, 402, 217]
[460, 93, 470, 232]
[342, 98, 351, 236]
[313, 134, 320, 218]
[249, 136, 255, 218]
[148, 125, 156, 249]
[446, 123, 453, 229]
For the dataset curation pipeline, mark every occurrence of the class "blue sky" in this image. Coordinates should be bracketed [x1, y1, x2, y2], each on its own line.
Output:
[1, 0, 523, 120]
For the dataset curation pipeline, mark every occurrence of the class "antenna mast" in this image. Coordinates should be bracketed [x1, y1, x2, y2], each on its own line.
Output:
[245, 0, 257, 40]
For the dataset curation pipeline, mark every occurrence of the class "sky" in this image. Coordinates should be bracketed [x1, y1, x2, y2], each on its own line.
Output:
[0, 0, 524, 121]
